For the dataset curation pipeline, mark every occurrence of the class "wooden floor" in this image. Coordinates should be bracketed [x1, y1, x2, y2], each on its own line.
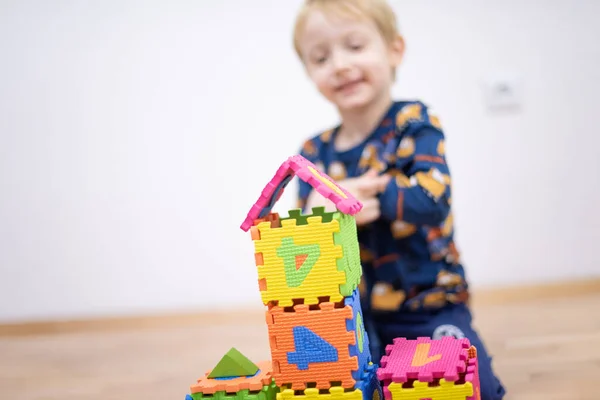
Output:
[1, 288, 599, 400]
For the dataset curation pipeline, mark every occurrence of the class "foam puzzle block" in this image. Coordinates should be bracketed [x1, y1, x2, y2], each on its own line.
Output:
[377, 337, 480, 400]
[266, 301, 360, 390]
[344, 288, 371, 381]
[240, 155, 363, 233]
[276, 363, 382, 400]
[277, 386, 361, 400]
[387, 379, 472, 400]
[251, 207, 362, 307]
[190, 361, 274, 400]
[188, 382, 278, 400]
[354, 363, 384, 400]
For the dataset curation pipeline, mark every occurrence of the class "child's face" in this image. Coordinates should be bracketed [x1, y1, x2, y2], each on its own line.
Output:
[297, 10, 403, 112]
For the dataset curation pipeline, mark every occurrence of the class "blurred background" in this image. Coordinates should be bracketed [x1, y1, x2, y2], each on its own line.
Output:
[1, 0, 599, 324]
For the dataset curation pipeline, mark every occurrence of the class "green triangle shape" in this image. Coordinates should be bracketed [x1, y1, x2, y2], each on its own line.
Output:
[207, 347, 259, 379]
[277, 237, 320, 288]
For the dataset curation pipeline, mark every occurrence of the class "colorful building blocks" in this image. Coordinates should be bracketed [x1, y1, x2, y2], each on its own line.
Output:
[243, 156, 363, 307]
[241, 155, 379, 399]
[184, 154, 480, 400]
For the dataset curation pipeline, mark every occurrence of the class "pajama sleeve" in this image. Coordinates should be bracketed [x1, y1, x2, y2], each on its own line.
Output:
[378, 103, 452, 226]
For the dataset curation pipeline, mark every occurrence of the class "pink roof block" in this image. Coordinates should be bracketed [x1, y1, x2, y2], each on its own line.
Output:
[240, 154, 363, 232]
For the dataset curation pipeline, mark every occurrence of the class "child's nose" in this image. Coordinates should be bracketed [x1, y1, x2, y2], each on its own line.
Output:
[331, 50, 351, 72]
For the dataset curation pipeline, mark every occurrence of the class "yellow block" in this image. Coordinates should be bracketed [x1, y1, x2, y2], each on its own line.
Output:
[253, 216, 346, 306]
[278, 386, 362, 400]
[388, 379, 473, 400]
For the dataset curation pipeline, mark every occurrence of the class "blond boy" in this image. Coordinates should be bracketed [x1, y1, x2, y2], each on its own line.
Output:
[293, 1, 505, 399]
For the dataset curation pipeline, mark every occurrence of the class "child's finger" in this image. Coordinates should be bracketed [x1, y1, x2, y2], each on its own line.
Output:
[356, 182, 380, 196]
[356, 197, 381, 225]
[377, 174, 391, 192]
[364, 168, 379, 178]
[361, 197, 380, 208]
[357, 175, 390, 195]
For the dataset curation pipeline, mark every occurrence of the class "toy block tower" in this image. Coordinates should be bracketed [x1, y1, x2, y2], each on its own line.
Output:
[185, 347, 279, 400]
[377, 337, 481, 400]
[240, 155, 382, 400]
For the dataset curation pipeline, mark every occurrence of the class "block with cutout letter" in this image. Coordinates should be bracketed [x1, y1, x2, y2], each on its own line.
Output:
[265, 290, 371, 390]
[376, 337, 481, 400]
[251, 206, 362, 307]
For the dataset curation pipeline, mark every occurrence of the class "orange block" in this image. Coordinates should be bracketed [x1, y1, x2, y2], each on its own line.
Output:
[266, 302, 358, 390]
[191, 360, 273, 394]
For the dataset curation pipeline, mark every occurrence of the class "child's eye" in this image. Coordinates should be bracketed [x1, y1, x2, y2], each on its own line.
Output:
[312, 54, 328, 64]
[348, 42, 364, 51]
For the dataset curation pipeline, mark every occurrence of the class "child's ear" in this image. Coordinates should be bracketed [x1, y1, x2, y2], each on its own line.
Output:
[389, 34, 405, 67]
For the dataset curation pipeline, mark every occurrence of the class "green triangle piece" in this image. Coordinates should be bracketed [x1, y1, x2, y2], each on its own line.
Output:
[207, 347, 259, 379]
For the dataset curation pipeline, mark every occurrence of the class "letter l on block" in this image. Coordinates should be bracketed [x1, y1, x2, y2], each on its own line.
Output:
[411, 343, 442, 367]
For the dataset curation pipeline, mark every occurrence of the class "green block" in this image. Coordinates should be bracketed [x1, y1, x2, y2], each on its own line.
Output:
[283, 207, 362, 297]
[191, 381, 279, 400]
[334, 212, 362, 296]
[207, 347, 259, 379]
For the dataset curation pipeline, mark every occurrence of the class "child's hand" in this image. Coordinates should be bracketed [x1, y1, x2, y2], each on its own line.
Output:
[338, 169, 390, 226]
[338, 169, 390, 200]
[303, 169, 390, 226]
[354, 197, 382, 226]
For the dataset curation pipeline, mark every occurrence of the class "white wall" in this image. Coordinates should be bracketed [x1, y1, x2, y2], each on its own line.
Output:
[1, 0, 599, 323]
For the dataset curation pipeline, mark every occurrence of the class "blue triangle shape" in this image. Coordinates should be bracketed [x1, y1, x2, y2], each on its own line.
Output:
[287, 326, 338, 370]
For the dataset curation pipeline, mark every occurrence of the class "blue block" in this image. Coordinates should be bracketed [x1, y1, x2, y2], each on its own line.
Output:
[344, 288, 372, 381]
[355, 363, 383, 400]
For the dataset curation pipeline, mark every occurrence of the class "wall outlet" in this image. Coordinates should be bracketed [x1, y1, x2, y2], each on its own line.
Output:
[482, 73, 523, 112]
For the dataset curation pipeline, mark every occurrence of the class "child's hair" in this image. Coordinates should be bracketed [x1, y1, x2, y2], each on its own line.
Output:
[292, 0, 400, 60]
